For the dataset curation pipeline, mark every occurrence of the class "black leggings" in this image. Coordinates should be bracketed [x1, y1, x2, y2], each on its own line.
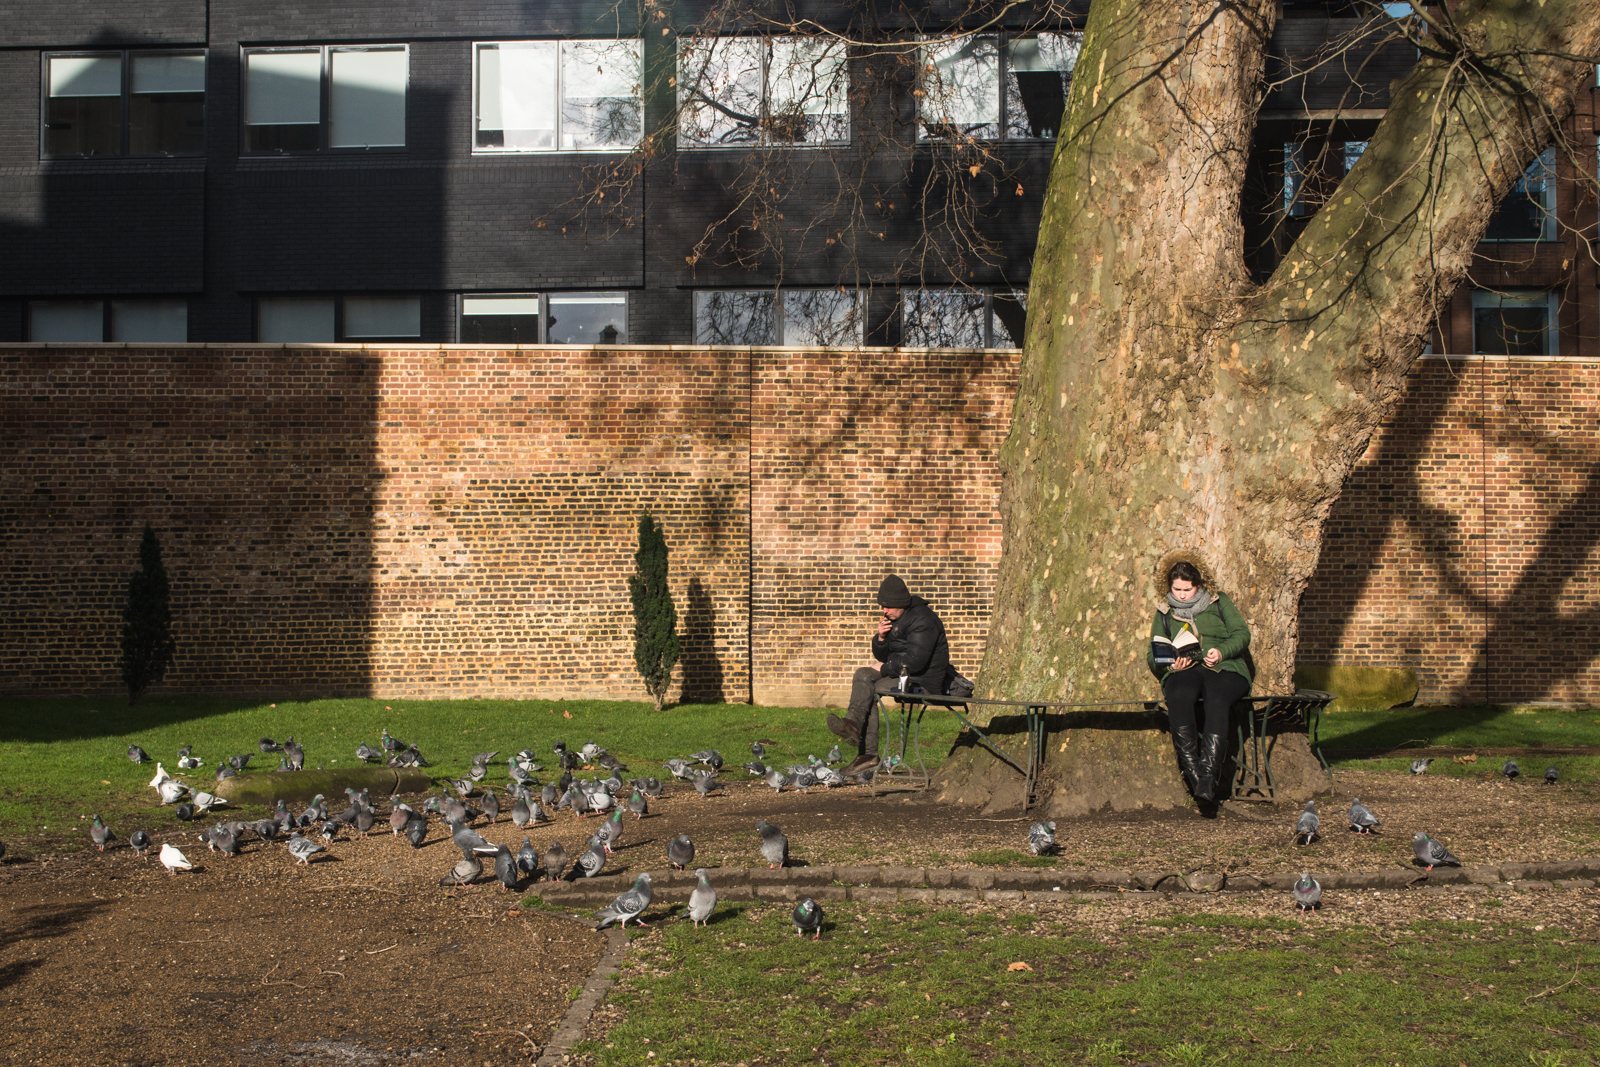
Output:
[1162, 668, 1250, 738]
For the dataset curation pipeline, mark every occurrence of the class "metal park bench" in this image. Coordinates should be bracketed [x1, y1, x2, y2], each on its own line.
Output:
[876, 687, 1336, 809]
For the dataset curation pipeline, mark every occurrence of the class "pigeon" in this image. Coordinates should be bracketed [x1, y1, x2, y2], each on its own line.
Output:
[1409, 758, 1433, 775]
[193, 792, 226, 814]
[207, 825, 240, 857]
[510, 797, 532, 829]
[626, 789, 648, 819]
[1293, 800, 1320, 846]
[149, 764, 171, 789]
[596, 752, 629, 773]
[287, 832, 326, 866]
[595, 873, 653, 929]
[177, 756, 204, 771]
[129, 829, 152, 857]
[1027, 821, 1057, 856]
[668, 834, 695, 871]
[1412, 832, 1461, 872]
[389, 806, 412, 835]
[227, 754, 252, 772]
[482, 790, 500, 825]
[283, 738, 305, 771]
[1545, 765, 1559, 785]
[743, 760, 767, 777]
[440, 855, 482, 887]
[688, 868, 717, 927]
[638, 777, 665, 798]
[558, 784, 584, 815]
[813, 765, 844, 789]
[574, 842, 606, 879]
[273, 756, 293, 773]
[792, 769, 818, 794]
[544, 840, 569, 882]
[450, 820, 492, 860]
[663, 758, 695, 782]
[128, 745, 150, 764]
[1292, 872, 1321, 912]
[586, 790, 615, 817]
[1347, 797, 1380, 834]
[159, 843, 194, 877]
[158, 779, 189, 806]
[381, 727, 401, 753]
[491, 845, 519, 892]
[89, 813, 114, 851]
[1502, 759, 1520, 782]
[750, 741, 765, 759]
[694, 773, 722, 800]
[516, 837, 539, 879]
[580, 742, 604, 764]
[215, 765, 237, 782]
[792, 898, 824, 939]
[321, 821, 340, 845]
[764, 769, 790, 794]
[254, 819, 279, 844]
[595, 810, 625, 854]
[174, 803, 195, 822]
[404, 814, 427, 848]
[757, 821, 789, 869]
[825, 744, 842, 765]
[356, 742, 380, 763]
[259, 737, 283, 755]
[272, 800, 295, 833]
[352, 807, 376, 838]
[177, 745, 192, 758]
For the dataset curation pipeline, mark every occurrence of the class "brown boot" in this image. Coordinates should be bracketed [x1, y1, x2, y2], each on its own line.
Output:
[827, 714, 862, 745]
[844, 753, 878, 775]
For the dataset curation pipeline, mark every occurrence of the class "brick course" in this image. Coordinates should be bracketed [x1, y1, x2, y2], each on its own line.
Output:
[4, 346, 1599, 706]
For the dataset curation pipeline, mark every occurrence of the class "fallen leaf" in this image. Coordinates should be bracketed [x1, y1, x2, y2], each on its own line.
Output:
[563, 710, 573, 719]
[1007, 961, 1032, 972]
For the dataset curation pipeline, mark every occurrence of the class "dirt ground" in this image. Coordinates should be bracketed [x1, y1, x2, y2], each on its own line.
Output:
[1, 757, 1596, 1066]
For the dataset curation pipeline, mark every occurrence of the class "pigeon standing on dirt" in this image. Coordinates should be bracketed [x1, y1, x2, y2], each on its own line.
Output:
[174, 803, 195, 822]
[663, 758, 694, 781]
[1411, 832, 1461, 872]
[490, 845, 518, 891]
[516, 837, 539, 879]
[595, 873, 653, 929]
[89, 813, 114, 852]
[764, 769, 790, 794]
[482, 789, 500, 825]
[128, 745, 150, 764]
[792, 898, 824, 939]
[1408, 758, 1432, 775]
[1027, 821, 1057, 856]
[757, 821, 789, 869]
[1347, 798, 1380, 834]
[595, 809, 625, 854]
[627, 790, 648, 819]
[160, 843, 194, 877]
[1292, 872, 1321, 912]
[668, 834, 695, 871]
[129, 829, 152, 857]
[693, 772, 722, 800]
[149, 763, 170, 789]
[1501, 759, 1520, 782]
[404, 813, 427, 848]
[688, 868, 717, 927]
[1293, 800, 1320, 846]
[544, 840, 569, 882]
[1545, 765, 1559, 785]
[440, 855, 482, 887]
[511, 796, 532, 829]
[287, 832, 326, 866]
[575, 842, 606, 879]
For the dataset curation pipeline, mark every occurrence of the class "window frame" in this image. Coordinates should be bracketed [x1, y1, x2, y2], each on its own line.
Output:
[916, 31, 1080, 143]
[900, 287, 1027, 348]
[1470, 289, 1559, 357]
[456, 292, 631, 344]
[240, 44, 410, 156]
[471, 39, 643, 154]
[255, 293, 422, 343]
[676, 35, 851, 150]
[1482, 147, 1558, 243]
[692, 288, 865, 345]
[40, 49, 207, 160]
[26, 296, 190, 342]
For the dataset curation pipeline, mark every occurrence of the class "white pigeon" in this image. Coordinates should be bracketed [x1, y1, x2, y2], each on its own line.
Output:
[159, 843, 194, 877]
[158, 779, 190, 806]
[192, 792, 226, 813]
[149, 763, 170, 789]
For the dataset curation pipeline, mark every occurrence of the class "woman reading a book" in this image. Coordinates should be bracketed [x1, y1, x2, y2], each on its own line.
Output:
[1147, 557, 1251, 804]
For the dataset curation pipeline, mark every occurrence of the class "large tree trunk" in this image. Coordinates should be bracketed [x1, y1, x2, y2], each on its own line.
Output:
[980, 0, 1600, 704]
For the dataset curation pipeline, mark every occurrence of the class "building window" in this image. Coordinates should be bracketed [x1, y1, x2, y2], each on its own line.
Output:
[474, 40, 642, 152]
[677, 36, 849, 148]
[1484, 147, 1556, 242]
[27, 298, 189, 341]
[257, 295, 420, 342]
[694, 289, 862, 345]
[1471, 290, 1557, 356]
[243, 46, 407, 153]
[458, 292, 628, 343]
[43, 51, 205, 158]
[901, 288, 1026, 348]
[918, 33, 1079, 142]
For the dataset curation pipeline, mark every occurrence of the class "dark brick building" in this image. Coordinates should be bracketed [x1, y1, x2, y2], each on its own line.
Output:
[0, 1, 1592, 353]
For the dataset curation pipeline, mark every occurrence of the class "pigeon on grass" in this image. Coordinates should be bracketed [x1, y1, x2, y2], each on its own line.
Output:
[1408, 758, 1433, 775]
[1027, 821, 1057, 856]
[128, 745, 150, 764]
[1502, 759, 1520, 782]
[1292, 872, 1321, 913]
[757, 821, 789, 869]
[1293, 800, 1320, 846]
[1411, 832, 1460, 872]
[595, 873, 653, 929]
[688, 868, 717, 927]
[1545, 765, 1559, 785]
[792, 898, 824, 939]
[1347, 798, 1380, 834]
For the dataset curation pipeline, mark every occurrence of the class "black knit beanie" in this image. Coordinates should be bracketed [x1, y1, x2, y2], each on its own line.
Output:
[877, 574, 912, 608]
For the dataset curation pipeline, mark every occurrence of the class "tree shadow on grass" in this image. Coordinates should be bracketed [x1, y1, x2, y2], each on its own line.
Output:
[0, 695, 331, 745]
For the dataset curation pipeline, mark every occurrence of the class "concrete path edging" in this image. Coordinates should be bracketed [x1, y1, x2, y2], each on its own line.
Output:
[534, 917, 631, 1067]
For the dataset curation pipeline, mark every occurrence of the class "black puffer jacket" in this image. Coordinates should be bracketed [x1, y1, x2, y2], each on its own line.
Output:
[871, 596, 951, 694]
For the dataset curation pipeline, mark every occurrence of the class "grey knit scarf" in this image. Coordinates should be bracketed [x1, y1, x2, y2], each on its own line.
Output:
[1167, 587, 1214, 622]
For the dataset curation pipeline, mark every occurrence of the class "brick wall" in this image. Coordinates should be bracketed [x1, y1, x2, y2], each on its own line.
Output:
[5, 346, 1600, 706]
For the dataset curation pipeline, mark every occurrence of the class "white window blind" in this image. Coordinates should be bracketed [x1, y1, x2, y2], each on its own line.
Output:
[49, 55, 121, 97]
[111, 299, 188, 342]
[329, 49, 407, 147]
[245, 51, 321, 126]
[344, 295, 421, 338]
[478, 42, 558, 150]
[29, 300, 103, 341]
[258, 296, 335, 342]
[131, 54, 205, 94]
[560, 39, 641, 149]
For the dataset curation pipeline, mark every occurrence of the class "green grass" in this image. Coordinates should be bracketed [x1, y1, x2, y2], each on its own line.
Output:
[1318, 705, 1600, 783]
[0, 694, 966, 847]
[580, 902, 1600, 1067]
[968, 848, 1058, 868]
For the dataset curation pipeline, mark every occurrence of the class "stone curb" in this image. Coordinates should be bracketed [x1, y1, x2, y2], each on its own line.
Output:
[534, 916, 630, 1067]
[523, 859, 1600, 908]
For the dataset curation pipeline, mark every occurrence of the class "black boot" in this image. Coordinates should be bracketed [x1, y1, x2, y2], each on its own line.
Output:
[1171, 725, 1203, 797]
[1194, 733, 1226, 802]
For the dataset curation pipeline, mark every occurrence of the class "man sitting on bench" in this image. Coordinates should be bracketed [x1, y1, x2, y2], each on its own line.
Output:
[828, 575, 952, 775]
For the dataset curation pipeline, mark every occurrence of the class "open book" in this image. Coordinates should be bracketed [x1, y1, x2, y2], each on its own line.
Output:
[1151, 626, 1200, 667]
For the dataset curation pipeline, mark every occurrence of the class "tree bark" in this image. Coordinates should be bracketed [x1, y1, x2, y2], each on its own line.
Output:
[981, 0, 1600, 703]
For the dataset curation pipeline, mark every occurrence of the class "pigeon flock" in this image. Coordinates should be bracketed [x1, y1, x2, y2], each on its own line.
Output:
[43, 731, 1561, 928]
